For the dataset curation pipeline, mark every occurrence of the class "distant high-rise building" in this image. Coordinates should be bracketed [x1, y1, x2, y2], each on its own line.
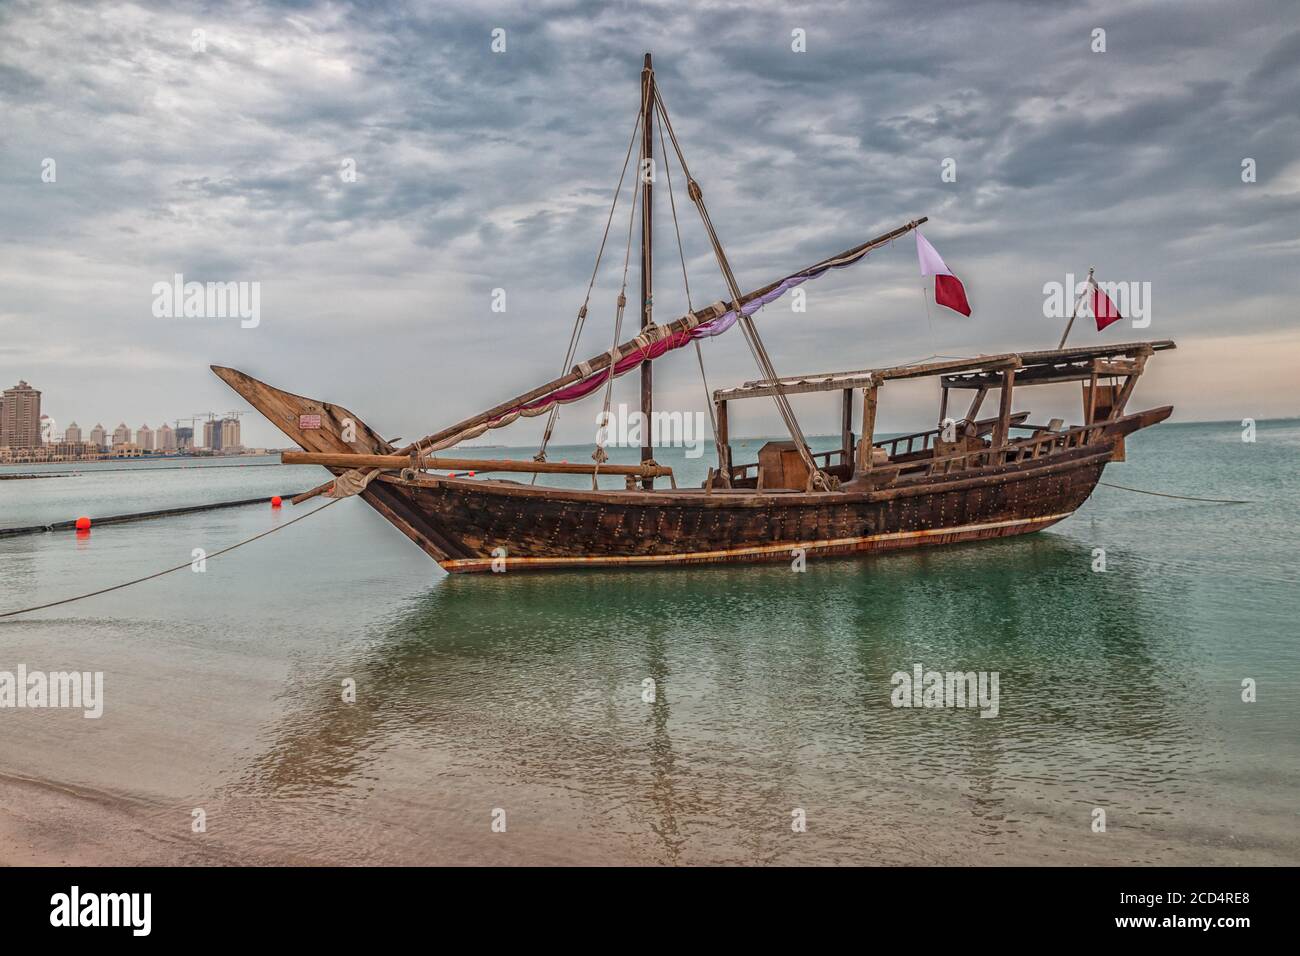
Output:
[89, 423, 107, 449]
[65, 421, 82, 443]
[176, 426, 194, 450]
[201, 417, 242, 453]
[157, 422, 176, 452]
[1, 380, 42, 449]
[220, 417, 241, 452]
[112, 422, 131, 445]
[135, 424, 154, 451]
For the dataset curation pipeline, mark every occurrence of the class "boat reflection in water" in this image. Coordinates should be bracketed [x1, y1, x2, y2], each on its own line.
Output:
[227, 532, 1204, 865]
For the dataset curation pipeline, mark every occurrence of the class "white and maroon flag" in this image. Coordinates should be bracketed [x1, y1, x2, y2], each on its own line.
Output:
[915, 231, 972, 316]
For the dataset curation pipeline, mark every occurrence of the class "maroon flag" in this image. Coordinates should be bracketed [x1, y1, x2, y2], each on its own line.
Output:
[1091, 282, 1123, 331]
[935, 274, 972, 317]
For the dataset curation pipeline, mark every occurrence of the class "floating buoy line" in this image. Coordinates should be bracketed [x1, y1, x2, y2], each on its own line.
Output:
[0, 492, 308, 539]
[0, 498, 341, 620]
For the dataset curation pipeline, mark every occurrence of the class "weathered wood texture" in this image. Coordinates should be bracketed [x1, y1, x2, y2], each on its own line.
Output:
[392, 409, 1166, 572]
[210, 366, 458, 561]
[280, 451, 672, 478]
[213, 364, 1172, 575]
[408, 446, 1104, 572]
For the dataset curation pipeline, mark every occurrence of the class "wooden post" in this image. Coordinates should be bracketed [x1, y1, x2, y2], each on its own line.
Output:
[964, 382, 989, 430]
[856, 382, 879, 471]
[991, 369, 1015, 460]
[1085, 364, 1100, 424]
[1110, 351, 1147, 418]
[939, 385, 949, 427]
[841, 388, 854, 471]
[714, 399, 731, 482]
[639, 53, 655, 488]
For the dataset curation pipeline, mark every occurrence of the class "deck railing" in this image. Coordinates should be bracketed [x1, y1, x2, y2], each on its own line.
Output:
[905, 422, 1107, 478]
[723, 418, 1110, 486]
[870, 412, 1030, 460]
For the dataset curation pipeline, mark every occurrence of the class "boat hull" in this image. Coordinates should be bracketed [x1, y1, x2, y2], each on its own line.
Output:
[386, 444, 1113, 572]
[210, 363, 1168, 575]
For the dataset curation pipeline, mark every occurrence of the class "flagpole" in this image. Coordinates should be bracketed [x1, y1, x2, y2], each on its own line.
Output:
[1057, 266, 1094, 350]
[919, 278, 937, 358]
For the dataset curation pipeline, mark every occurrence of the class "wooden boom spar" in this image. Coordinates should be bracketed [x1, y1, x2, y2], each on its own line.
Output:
[402, 216, 928, 455]
[281, 451, 674, 478]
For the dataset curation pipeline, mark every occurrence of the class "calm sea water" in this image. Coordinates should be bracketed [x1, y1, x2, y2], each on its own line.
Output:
[1, 421, 1297, 865]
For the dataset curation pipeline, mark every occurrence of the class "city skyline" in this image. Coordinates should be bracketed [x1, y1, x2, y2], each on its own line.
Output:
[1, 376, 250, 456]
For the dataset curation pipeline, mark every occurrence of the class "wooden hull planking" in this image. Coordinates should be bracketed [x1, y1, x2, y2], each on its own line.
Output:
[211, 364, 1168, 575]
[384, 445, 1112, 572]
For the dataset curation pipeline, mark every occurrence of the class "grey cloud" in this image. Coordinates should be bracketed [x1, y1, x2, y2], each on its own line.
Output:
[1, 0, 1298, 446]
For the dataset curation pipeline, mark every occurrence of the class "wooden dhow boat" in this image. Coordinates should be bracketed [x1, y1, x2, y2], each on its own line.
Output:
[213, 54, 1175, 574]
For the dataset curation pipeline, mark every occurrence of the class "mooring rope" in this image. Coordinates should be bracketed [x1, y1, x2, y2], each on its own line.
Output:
[1098, 481, 1251, 504]
[0, 497, 342, 620]
[0, 474, 1245, 619]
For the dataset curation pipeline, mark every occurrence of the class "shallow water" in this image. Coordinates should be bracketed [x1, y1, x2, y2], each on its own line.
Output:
[0, 420, 1297, 864]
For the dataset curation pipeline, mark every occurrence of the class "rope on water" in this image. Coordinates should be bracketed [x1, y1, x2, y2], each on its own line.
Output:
[1098, 481, 1251, 504]
[0, 497, 342, 620]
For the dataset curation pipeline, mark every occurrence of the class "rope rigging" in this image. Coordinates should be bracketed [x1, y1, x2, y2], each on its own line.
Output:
[654, 95, 723, 472]
[529, 107, 645, 481]
[654, 86, 830, 491]
[591, 106, 645, 486]
[535, 75, 738, 491]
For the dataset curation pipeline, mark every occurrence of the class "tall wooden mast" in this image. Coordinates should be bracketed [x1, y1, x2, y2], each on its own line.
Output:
[639, 52, 654, 486]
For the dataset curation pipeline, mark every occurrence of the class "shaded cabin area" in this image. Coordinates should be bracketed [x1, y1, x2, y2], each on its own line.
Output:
[710, 341, 1175, 492]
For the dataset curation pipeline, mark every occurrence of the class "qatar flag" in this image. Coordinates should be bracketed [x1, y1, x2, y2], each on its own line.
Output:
[1091, 280, 1123, 332]
[915, 232, 971, 316]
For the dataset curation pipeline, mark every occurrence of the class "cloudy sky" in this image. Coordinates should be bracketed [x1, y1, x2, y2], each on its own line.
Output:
[2, 0, 1298, 448]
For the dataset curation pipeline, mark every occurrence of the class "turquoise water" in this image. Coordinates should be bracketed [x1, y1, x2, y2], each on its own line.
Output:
[0, 420, 1297, 864]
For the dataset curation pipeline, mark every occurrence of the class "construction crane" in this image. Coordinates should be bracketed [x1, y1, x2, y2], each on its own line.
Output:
[173, 416, 202, 452]
[172, 411, 249, 453]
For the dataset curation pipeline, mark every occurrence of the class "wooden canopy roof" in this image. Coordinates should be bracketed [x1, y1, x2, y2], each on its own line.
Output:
[713, 340, 1175, 402]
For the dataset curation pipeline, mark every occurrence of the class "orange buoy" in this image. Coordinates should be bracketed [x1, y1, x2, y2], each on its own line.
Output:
[467, 471, 476, 477]
[75, 516, 91, 531]
[271, 495, 283, 507]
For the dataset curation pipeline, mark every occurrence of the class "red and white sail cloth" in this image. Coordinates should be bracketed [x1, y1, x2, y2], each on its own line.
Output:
[424, 235, 899, 449]
[915, 232, 971, 317]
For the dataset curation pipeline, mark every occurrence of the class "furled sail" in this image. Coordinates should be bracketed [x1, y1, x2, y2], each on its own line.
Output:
[409, 217, 927, 453]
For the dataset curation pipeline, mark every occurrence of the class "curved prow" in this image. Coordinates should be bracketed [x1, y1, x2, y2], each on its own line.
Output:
[210, 365, 457, 563]
[210, 365, 393, 456]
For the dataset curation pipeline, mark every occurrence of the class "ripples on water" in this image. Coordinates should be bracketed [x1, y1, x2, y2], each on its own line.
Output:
[1, 422, 1297, 864]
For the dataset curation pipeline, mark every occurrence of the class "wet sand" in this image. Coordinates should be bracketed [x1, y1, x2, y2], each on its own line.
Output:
[3, 764, 1294, 867]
